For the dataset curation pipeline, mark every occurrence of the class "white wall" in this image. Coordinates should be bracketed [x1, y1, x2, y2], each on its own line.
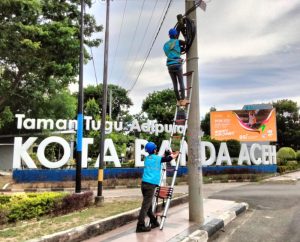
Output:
[0, 144, 14, 171]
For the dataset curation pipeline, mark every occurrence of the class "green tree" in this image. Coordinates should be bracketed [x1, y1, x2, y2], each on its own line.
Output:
[272, 99, 300, 150]
[142, 89, 176, 124]
[38, 90, 77, 120]
[201, 107, 216, 136]
[0, 106, 14, 129]
[84, 84, 132, 120]
[0, 0, 102, 134]
[85, 98, 100, 119]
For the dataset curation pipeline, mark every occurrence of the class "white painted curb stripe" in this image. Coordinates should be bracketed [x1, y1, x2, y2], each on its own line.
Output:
[218, 211, 236, 226]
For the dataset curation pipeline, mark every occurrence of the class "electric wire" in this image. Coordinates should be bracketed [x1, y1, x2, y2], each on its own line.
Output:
[127, 0, 173, 91]
[118, 0, 146, 85]
[122, 0, 159, 87]
[126, 0, 171, 89]
[89, 45, 99, 86]
[89, 44, 103, 105]
[108, 0, 128, 85]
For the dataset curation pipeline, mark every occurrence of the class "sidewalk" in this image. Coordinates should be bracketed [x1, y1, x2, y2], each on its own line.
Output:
[262, 170, 300, 184]
[5, 171, 300, 241]
[28, 183, 249, 242]
[84, 199, 248, 242]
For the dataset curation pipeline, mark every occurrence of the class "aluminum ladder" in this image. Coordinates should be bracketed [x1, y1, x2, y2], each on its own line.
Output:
[152, 71, 194, 230]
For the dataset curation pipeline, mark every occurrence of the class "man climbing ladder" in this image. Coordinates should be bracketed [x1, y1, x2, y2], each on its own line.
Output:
[140, 0, 207, 231]
[163, 28, 188, 106]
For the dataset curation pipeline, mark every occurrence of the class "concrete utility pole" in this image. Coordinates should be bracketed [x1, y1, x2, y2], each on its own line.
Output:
[75, 0, 85, 193]
[186, 0, 204, 224]
[95, 0, 110, 205]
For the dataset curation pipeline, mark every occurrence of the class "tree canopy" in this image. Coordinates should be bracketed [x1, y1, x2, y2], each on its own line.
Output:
[84, 84, 133, 120]
[0, 0, 102, 134]
[142, 89, 176, 124]
[272, 99, 300, 150]
[201, 107, 216, 136]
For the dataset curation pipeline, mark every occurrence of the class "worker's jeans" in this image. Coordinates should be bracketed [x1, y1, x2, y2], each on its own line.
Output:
[137, 182, 157, 225]
[168, 64, 185, 101]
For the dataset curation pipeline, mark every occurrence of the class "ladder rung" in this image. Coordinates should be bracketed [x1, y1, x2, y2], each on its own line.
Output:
[183, 71, 194, 76]
[172, 135, 182, 139]
[155, 186, 173, 199]
[166, 168, 175, 172]
[185, 87, 192, 90]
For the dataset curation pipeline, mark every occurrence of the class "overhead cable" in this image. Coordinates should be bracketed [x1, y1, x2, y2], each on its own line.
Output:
[108, 0, 128, 85]
[89, 46, 99, 86]
[118, 0, 146, 84]
[123, 0, 159, 88]
[128, 0, 173, 92]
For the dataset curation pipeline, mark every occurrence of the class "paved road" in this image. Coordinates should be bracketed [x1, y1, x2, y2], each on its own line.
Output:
[208, 183, 300, 242]
[101, 182, 247, 200]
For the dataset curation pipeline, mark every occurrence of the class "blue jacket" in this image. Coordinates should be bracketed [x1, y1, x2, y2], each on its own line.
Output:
[142, 154, 162, 185]
[163, 39, 182, 66]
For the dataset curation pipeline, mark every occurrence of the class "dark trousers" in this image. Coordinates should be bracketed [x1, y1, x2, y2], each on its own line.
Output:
[137, 182, 157, 225]
[168, 64, 185, 101]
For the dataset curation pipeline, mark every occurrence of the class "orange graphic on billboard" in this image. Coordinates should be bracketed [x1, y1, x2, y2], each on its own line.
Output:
[210, 109, 277, 142]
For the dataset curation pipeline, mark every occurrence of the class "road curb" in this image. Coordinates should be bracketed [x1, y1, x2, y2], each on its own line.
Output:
[261, 178, 298, 184]
[169, 202, 249, 242]
[0, 187, 137, 193]
[27, 195, 189, 242]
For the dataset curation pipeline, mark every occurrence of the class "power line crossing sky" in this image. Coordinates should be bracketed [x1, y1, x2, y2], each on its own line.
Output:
[75, 0, 300, 118]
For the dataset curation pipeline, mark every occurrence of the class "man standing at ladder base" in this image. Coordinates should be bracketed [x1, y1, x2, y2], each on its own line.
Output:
[136, 142, 179, 233]
[163, 28, 187, 106]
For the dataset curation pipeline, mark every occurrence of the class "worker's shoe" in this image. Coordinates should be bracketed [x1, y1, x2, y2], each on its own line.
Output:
[150, 219, 160, 229]
[180, 99, 186, 106]
[180, 99, 188, 106]
[136, 224, 151, 233]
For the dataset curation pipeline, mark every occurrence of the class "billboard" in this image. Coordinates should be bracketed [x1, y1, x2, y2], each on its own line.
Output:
[210, 108, 277, 142]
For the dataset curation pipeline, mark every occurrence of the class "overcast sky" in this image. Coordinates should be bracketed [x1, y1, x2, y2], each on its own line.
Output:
[76, 0, 300, 118]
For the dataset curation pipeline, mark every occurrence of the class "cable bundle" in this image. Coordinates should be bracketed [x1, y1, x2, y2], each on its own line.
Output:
[175, 15, 196, 54]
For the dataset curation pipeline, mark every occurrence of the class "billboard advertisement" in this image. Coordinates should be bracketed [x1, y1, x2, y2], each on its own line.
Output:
[210, 108, 277, 142]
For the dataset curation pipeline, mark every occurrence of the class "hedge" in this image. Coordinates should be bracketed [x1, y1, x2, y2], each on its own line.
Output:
[296, 151, 300, 162]
[277, 147, 296, 164]
[0, 191, 94, 224]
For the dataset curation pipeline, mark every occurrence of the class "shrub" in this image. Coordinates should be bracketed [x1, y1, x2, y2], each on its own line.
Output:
[122, 160, 135, 168]
[276, 157, 287, 166]
[277, 147, 296, 162]
[287, 160, 298, 166]
[7, 192, 64, 222]
[0, 204, 9, 224]
[277, 166, 287, 174]
[52, 191, 93, 215]
[0, 195, 11, 205]
[231, 159, 238, 166]
[296, 151, 300, 162]
[0, 191, 94, 224]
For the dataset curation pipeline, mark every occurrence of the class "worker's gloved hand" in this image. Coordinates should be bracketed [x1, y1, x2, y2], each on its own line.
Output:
[171, 151, 179, 159]
[164, 149, 171, 157]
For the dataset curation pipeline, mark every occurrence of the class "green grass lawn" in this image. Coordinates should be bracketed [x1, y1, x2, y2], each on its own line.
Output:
[0, 199, 141, 242]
